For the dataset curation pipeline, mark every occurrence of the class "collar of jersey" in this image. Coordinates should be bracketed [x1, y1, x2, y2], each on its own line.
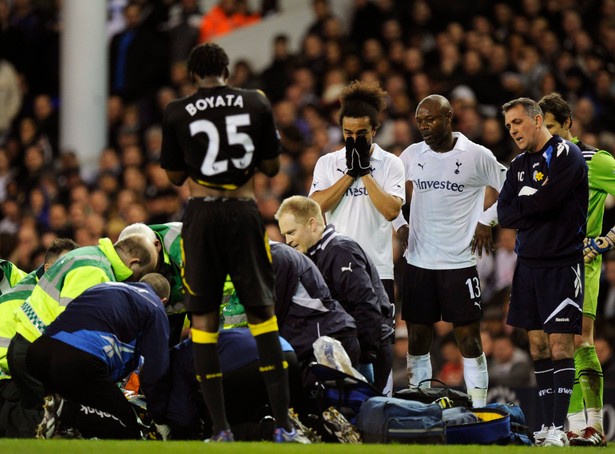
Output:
[154, 231, 172, 266]
[197, 85, 227, 94]
[308, 224, 338, 256]
[369, 143, 387, 160]
[419, 131, 469, 154]
[98, 237, 133, 281]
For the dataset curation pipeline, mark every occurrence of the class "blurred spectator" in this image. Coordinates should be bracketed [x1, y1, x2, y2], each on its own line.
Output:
[0, 147, 14, 202]
[479, 117, 517, 165]
[17, 143, 50, 196]
[595, 336, 615, 388]
[591, 69, 615, 133]
[516, 45, 549, 100]
[109, 2, 168, 125]
[25, 186, 48, 230]
[481, 330, 493, 361]
[32, 93, 58, 156]
[8, 221, 39, 271]
[7, 0, 59, 96]
[261, 34, 297, 104]
[0, 197, 21, 234]
[598, 251, 615, 334]
[305, 0, 333, 39]
[228, 59, 261, 90]
[107, 95, 125, 149]
[350, 0, 381, 47]
[488, 333, 536, 388]
[0, 56, 21, 144]
[47, 201, 73, 239]
[165, 0, 202, 63]
[435, 333, 464, 388]
[89, 189, 111, 218]
[392, 319, 409, 391]
[198, 0, 260, 43]
[478, 227, 517, 303]
[143, 125, 163, 163]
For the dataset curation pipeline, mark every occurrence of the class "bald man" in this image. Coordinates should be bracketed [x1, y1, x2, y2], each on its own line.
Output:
[394, 94, 507, 407]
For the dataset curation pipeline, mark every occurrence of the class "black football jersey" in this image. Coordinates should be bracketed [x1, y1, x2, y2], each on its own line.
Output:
[161, 86, 281, 190]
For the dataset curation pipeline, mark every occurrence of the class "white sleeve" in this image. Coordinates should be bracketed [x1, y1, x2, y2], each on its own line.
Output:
[392, 212, 408, 231]
[398, 146, 412, 181]
[382, 156, 406, 203]
[475, 146, 507, 226]
[476, 146, 508, 191]
[478, 201, 499, 226]
[308, 155, 332, 196]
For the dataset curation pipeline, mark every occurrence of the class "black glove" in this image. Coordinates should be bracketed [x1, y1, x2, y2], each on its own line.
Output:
[354, 135, 372, 176]
[345, 136, 359, 178]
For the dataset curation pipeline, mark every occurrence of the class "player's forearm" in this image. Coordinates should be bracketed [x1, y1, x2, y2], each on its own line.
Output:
[361, 174, 402, 221]
[310, 175, 354, 213]
[497, 189, 535, 230]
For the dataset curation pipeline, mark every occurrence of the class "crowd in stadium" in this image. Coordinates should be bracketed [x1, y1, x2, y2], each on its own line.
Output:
[1, 0, 615, 443]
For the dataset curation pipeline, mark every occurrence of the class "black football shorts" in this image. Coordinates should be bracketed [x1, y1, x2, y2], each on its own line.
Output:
[181, 197, 275, 314]
[401, 262, 483, 324]
[507, 260, 583, 334]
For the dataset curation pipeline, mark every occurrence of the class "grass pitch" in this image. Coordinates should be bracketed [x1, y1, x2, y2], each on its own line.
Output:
[0, 440, 611, 454]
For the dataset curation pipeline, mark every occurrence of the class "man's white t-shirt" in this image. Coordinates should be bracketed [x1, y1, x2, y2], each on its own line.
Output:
[309, 144, 405, 280]
[399, 132, 507, 270]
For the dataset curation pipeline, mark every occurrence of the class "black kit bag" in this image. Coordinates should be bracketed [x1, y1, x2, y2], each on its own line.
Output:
[308, 362, 381, 424]
[393, 378, 473, 408]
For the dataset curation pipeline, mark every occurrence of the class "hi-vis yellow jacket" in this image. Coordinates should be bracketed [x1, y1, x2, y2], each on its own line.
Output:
[0, 268, 39, 379]
[13, 238, 133, 343]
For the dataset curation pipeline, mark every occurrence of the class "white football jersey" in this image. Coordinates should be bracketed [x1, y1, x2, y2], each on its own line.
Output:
[400, 132, 507, 270]
[310, 144, 405, 280]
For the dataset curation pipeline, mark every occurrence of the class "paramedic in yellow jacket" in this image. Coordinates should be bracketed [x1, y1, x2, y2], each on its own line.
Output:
[0, 239, 78, 378]
[7, 235, 157, 437]
[0, 239, 78, 438]
[0, 259, 27, 296]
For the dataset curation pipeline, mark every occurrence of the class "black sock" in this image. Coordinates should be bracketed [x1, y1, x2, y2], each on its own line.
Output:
[552, 358, 575, 428]
[533, 358, 554, 426]
[192, 342, 229, 434]
[253, 331, 291, 431]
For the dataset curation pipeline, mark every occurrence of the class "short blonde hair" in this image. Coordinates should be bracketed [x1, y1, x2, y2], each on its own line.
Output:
[275, 195, 325, 227]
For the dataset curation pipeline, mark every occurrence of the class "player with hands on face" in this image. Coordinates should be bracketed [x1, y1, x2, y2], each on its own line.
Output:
[309, 80, 405, 394]
[345, 135, 372, 178]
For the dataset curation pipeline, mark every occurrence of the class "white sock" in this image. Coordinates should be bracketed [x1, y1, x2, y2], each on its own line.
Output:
[463, 353, 488, 407]
[406, 353, 431, 388]
[586, 408, 603, 433]
[567, 410, 586, 434]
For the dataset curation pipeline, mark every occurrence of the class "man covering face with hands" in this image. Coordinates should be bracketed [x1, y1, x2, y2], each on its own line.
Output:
[309, 80, 405, 394]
